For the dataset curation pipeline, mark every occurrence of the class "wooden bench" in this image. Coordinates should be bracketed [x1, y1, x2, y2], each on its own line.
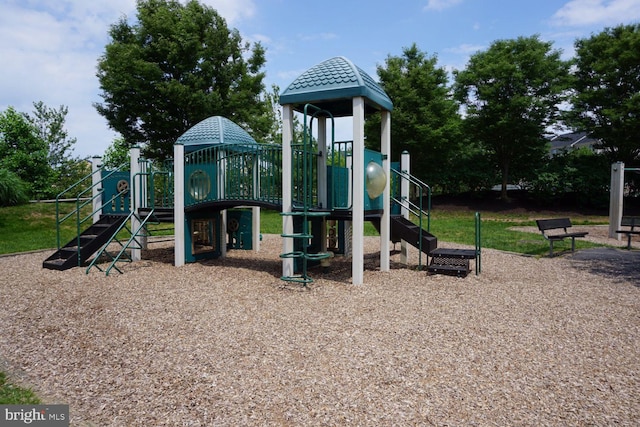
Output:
[615, 216, 640, 249]
[536, 218, 589, 256]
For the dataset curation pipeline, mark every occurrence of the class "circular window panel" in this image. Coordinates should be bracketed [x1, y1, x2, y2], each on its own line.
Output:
[188, 170, 211, 201]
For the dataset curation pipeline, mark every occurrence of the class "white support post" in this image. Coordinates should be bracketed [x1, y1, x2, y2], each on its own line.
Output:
[174, 143, 185, 267]
[91, 156, 102, 224]
[609, 161, 624, 239]
[401, 150, 410, 264]
[130, 147, 142, 261]
[352, 97, 365, 285]
[220, 210, 227, 258]
[282, 104, 294, 278]
[380, 111, 391, 272]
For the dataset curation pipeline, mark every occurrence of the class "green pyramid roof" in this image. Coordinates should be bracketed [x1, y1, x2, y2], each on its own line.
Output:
[176, 116, 257, 152]
[279, 56, 393, 116]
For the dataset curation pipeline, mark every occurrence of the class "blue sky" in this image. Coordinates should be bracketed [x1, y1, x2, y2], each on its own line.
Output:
[1, 0, 639, 158]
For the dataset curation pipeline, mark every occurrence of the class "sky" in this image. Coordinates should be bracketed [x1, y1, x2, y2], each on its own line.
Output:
[1, 0, 640, 159]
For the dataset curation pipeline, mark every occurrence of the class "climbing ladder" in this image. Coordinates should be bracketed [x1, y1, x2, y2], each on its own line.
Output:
[280, 104, 331, 284]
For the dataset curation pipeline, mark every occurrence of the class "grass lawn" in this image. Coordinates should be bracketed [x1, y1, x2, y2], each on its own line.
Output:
[0, 202, 609, 257]
[0, 372, 40, 405]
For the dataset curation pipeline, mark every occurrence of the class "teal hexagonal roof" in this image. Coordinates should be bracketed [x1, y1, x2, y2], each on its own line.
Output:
[279, 56, 393, 116]
[176, 116, 258, 152]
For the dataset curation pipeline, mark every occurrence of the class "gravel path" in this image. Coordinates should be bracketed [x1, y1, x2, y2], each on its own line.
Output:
[1, 232, 639, 426]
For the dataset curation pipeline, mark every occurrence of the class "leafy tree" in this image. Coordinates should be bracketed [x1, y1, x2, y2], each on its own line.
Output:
[26, 102, 88, 197]
[27, 102, 77, 169]
[0, 107, 51, 198]
[453, 35, 571, 200]
[365, 44, 464, 191]
[569, 24, 640, 168]
[102, 137, 131, 169]
[526, 148, 609, 208]
[95, 0, 270, 161]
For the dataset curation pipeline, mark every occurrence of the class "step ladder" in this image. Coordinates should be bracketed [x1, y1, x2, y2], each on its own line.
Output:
[427, 248, 477, 277]
[428, 212, 482, 277]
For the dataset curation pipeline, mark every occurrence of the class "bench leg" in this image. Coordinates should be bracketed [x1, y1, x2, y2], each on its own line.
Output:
[628, 234, 632, 250]
[549, 240, 554, 257]
[571, 237, 576, 252]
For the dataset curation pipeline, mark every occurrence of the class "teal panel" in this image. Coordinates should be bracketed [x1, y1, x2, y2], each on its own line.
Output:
[101, 171, 130, 214]
[184, 163, 217, 207]
[227, 209, 253, 250]
[327, 166, 349, 209]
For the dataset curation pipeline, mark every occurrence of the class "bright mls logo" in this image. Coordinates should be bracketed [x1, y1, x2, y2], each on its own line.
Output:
[1, 405, 69, 426]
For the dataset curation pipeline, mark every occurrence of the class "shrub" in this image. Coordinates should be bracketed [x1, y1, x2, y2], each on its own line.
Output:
[0, 168, 29, 206]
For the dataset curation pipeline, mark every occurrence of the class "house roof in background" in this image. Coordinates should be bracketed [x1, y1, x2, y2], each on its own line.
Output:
[549, 131, 599, 153]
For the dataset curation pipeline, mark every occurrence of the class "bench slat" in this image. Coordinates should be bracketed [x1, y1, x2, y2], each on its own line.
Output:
[536, 218, 572, 231]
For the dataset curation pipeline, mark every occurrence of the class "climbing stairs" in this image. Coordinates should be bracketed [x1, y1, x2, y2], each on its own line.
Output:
[427, 248, 477, 277]
[383, 212, 482, 277]
[42, 214, 127, 271]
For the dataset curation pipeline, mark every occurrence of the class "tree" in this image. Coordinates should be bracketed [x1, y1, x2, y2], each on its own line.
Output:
[27, 101, 77, 170]
[95, 0, 270, 161]
[0, 107, 51, 199]
[453, 36, 572, 200]
[569, 24, 640, 168]
[26, 102, 89, 197]
[365, 44, 464, 191]
[102, 137, 131, 169]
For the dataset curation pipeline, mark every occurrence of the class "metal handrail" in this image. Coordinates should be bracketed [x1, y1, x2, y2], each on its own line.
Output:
[390, 168, 432, 269]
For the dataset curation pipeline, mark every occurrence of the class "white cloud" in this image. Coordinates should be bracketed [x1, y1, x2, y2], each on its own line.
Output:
[551, 0, 640, 27]
[444, 43, 486, 55]
[424, 0, 463, 11]
[201, 0, 256, 24]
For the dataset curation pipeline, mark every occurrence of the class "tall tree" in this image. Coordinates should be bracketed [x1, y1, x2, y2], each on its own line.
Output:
[453, 36, 571, 200]
[95, 0, 270, 161]
[26, 101, 90, 197]
[0, 107, 51, 198]
[365, 44, 464, 190]
[569, 24, 640, 167]
[27, 101, 78, 169]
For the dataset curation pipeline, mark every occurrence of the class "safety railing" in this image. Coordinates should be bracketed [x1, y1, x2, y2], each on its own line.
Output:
[391, 168, 432, 268]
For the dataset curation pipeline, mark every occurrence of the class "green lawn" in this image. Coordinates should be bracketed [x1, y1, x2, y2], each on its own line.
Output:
[0, 372, 40, 405]
[0, 202, 608, 257]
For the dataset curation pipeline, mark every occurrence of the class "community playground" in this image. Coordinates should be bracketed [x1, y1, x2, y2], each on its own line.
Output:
[1, 56, 639, 424]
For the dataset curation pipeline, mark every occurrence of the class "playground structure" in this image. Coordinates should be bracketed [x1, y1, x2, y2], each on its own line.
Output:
[43, 57, 481, 283]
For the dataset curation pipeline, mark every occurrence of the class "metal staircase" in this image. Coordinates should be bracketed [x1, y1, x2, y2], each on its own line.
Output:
[388, 168, 481, 277]
[43, 160, 173, 275]
[427, 212, 482, 277]
[42, 214, 127, 270]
